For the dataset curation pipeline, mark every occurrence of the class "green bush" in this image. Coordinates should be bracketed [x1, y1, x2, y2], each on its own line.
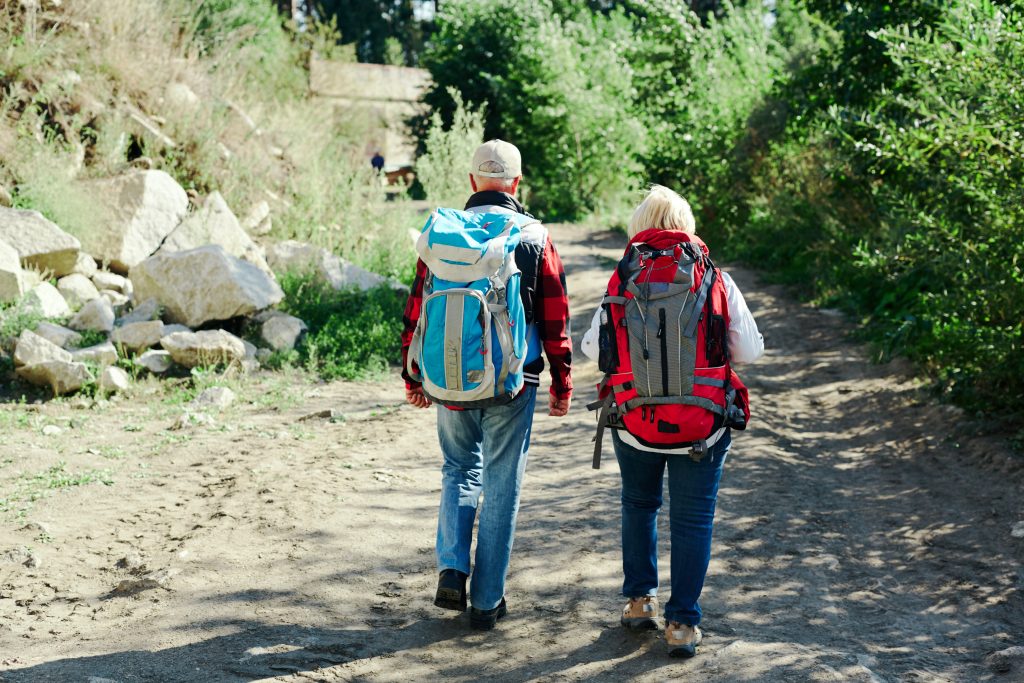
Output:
[277, 273, 407, 380]
[416, 89, 485, 209]
[419, 0, 646, 220]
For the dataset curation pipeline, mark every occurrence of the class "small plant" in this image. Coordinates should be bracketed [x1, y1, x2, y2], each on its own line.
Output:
[277, 273, 407, 381]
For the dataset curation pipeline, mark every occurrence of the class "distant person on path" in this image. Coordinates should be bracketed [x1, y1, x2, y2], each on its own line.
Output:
[582, 185, 763, 657]
[370, 151, 385, 173]
[401, 139, 573, 630]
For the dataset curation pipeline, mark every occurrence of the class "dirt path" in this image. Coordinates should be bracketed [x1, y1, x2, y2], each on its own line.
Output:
[1, 224, 1022, 682]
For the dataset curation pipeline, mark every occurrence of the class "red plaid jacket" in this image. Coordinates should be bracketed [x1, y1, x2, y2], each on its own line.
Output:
[401, 199, 573, 401]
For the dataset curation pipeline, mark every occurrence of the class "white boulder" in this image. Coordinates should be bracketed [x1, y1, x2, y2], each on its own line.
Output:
[72, 252, 98, 278]
[68, 297, 115, 333]
[98, 366, 130, 394]
[160, 329, 246, 368]
[56, 273, 100, 308]
[131, 245, 283, 327]
[33, 322, 81, 349]
[241, 201, 272, 236]
[261, 314, 307, 352]
[111, 320, 163, 354]
[190, 386, 236, 411]
[158, 191, 272, 275]
[0, 237, 27, 302]
[79, 170, 189, 272]
[71, 341, 119, 367]
[16, 360, 93, 395]
[118, 298, 160, 325]
[0, 208, 81, 276]
[23, 283, 71, 319]
[136, 349, 172, 374]
[14, 330, 72, 366]
[91, 271, 131, 294]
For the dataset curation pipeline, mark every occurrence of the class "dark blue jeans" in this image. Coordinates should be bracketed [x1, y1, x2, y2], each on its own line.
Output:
[613, 429, 731, 626]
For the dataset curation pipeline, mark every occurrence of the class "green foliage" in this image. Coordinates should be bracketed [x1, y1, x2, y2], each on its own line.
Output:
[702, 0, 1024, 418]
[420, 0, 646, 220]
[311, 0, 434, 65]
[0, 300, 43, 351]
[277, 273, 406, 380]
[416, 89, 485, 208]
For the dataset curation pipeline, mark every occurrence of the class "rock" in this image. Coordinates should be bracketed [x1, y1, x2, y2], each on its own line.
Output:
[100, 289, 130, 309]
[164, 82, 200, 112]
[261, 314, 306, 351]
[56, 273, 100, 308]
[79, 170, 189, 272]
[68, 297, 115, 333]
[42, 424, 62, 436]
[0, 237, 27, 302]
[136, 350, 172, 374]
[71, 341, 119, 367]
[118, 297, 160, 325]
[24, 554, 41, 569]
[241, 200, 272, 236]
[159, 191, 273, 275]
[1, 547, 32, 564]
[115, 550, 145, 571]
[987, 646, 1024, 674]
[160, 329, 246, 368]
[131, 245, 283, 327]
[242, 339, 258, 360]
[16, 360, 93, 395]
[171, 410, 215, 430]
[190, 386, 236, 411]
[255, 347, 273, 363]
[99, 366, 130, 394]
[161, 323, 190, 336]
[265, 240, 400, 291]
[17, 521, 50, 534]
[111, 320, 164, 354]
[112, 567, 179, 594]
[72, 252, 98, 277]
[1012, 521, 1024, 539]
[91, 270, 131, 294]
[0, 208, 81, 276]
[32, 321, 81, 349]
[14, 330, 72, 366]
[0, 185, 12, 207]
[23, 282, 71, 319]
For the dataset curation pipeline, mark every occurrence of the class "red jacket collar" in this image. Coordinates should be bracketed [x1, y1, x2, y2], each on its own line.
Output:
[628, 228, 708, 254]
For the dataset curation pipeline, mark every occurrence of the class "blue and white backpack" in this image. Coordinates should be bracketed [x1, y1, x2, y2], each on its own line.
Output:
[406, 208, 535, 407]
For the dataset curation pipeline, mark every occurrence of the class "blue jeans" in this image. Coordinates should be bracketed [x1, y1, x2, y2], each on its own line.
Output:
[435, 386, 537, 611]
[613, 429, 731, 626]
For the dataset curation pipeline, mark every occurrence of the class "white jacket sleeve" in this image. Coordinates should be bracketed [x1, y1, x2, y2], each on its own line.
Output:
[581, 306, 602, 362]
[722, 271, 764, 364]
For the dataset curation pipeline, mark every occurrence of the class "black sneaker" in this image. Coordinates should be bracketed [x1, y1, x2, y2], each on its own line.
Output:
[434, 569, 468, 611]
[469, 597, 508, 630]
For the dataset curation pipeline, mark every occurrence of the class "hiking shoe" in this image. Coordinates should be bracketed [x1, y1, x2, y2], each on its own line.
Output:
[665, 622, 702, 658]
[620, 596, 660, 631]
[434, 569, 468, 612]
[469, 597, 508, 630]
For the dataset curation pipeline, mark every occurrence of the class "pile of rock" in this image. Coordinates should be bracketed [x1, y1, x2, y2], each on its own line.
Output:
[0, 169, 400, 396]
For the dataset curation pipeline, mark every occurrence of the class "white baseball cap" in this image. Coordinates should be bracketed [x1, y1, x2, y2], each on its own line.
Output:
[471, 139, 522, 179]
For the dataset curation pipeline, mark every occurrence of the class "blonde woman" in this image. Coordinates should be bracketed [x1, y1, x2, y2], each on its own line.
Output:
[582, 185, 763, 657]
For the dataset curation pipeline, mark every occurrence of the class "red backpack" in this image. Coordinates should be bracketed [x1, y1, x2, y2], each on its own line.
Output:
[588, 228, 750, 468]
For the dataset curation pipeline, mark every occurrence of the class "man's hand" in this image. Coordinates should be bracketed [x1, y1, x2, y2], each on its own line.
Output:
[548, 394, 571, 417]
[406, 387, 432, 409]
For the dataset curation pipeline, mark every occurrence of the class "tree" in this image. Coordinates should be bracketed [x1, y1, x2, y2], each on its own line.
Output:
[308, 0, 435, 64]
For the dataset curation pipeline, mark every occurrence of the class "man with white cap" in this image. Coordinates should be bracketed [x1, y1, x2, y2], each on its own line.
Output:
[401, 139, 573, 629]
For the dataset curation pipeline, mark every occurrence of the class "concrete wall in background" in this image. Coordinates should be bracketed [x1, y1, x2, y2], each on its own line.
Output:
[309, 57, 430, 171]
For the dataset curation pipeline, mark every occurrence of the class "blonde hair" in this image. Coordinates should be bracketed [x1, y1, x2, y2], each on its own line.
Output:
[627, 184, 696, 238]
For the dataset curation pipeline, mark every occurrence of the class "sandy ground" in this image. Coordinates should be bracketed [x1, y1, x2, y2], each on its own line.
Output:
[1, 224, 1022, 682]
